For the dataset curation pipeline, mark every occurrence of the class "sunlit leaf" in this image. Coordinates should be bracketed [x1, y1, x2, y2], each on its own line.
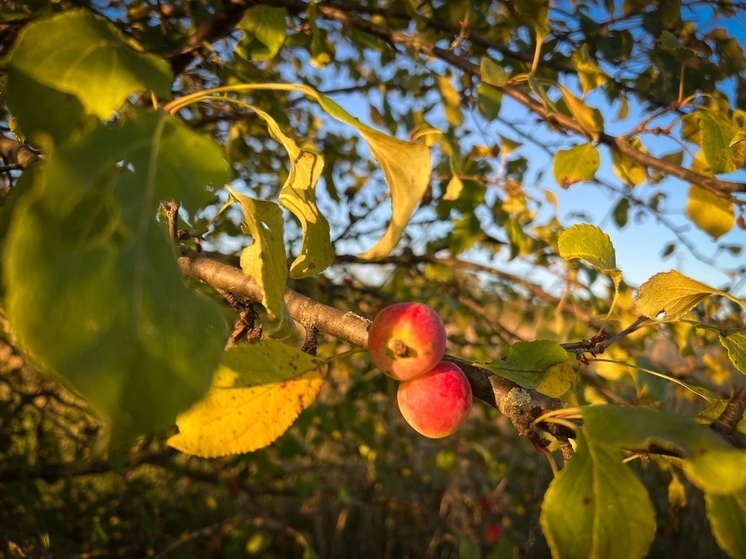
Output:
[437, 74, 462, 127]
[482, 340, 569, 389]
[706, 489, 746, 559]
[238, 6, 287, 61]
[298, 87, 431, 260]
[557, 84, 604, 141]
[685, 184, 735, 239]
[226, 186, 289, 323]
[246, 106, 333, 278]
[571, 45, 608, 94]
[553, 143, 600, 187]
[698, 112, 746, 174]
[558, 224, 619, 282]
[720, 332, 746, 375]
[168, 340, 327, 457]
[611, 139, 648, 186]
[636, 270, 739, 321]
[541, 430, 656, 559]
[3, 111, 229, 443]
[7, 10, 172, 142]
[537, 361, 577, 397]
[582, 405, 746, 494]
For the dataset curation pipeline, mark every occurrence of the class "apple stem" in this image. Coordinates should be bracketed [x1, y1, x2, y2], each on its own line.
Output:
[391, 339, 410, 357]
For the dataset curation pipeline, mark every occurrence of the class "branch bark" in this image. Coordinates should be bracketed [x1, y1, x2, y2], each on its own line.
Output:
[0, 135, 40, 169]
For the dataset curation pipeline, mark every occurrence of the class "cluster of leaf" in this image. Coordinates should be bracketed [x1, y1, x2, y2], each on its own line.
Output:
[0, 1, 745, 558]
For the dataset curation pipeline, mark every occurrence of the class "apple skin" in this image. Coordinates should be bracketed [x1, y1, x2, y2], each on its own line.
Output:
[368, 302, 447, 381]
[397, 361, 472, 438]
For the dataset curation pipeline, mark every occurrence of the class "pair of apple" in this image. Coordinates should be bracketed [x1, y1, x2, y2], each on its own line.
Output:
[368, 302, 473, 438]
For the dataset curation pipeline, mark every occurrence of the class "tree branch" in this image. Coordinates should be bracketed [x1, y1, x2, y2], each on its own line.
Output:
[0, 135, 40, 168]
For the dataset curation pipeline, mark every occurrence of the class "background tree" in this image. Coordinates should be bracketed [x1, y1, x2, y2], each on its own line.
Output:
[0, 0, 745, 557]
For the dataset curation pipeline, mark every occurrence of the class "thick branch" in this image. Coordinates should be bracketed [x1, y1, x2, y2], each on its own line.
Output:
[177, 249, 569, 439]
[0, 135, 40, 168]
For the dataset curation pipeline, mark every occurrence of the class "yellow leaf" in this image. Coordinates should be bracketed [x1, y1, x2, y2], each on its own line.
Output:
[168, 340, 327, 457]
[557, 84, 604, 141]
[685, 184, 735, 240]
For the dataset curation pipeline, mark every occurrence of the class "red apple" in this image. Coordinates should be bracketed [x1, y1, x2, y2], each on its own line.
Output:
[484, 523, 502, 544]
[397, 361, 472, 438]
[368, 302, 447, 381]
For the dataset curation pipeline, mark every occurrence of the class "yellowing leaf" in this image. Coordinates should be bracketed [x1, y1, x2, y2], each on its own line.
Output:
[698, 112, 746, 174]
[571, 45, 608, 95]
[685, 184, 735, 239]
[437, 74, 462, 127]
[557, 84, 604, 141]
[558, 223, 618, 273]
[304, 88, 431, 260]
[481, 340, 569, 389]
[553, 143, 600, 187]
[611, 139, 648, 186]
[246, 105, 333, 278]
[168, 340, 327, 457]
[636, 270, 736, 321]
[720, 332, 746, 375]
[537, 361, 577, 397]
[226, 186, 288, 322]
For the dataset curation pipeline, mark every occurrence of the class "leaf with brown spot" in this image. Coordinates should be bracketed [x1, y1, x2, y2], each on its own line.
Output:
[168, 340, 326, 457]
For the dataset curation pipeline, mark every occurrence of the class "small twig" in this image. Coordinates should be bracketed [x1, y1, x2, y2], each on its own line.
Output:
[161, 200, 180, 242]
[301, 325, 319, 356]
[710, 384, 746, 448]
[562, 316, 652, 363]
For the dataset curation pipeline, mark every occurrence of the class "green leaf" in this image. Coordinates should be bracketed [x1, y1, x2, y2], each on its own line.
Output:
[685, 184, 735, 239]
[612, 198, 631, 228]
[541, 430, 656, 559]
[582, 405, 746, 494]
[482, 340, 569, 389]
[611, 139, 648, 186]
[706, 489, 746, 559]
[553, 143, 600, 187]
[698, 112, 746, 174]
[226, 186, 289, 323]
[636, 270, 738, 321]
[720, 332, 746, 375]
[238, 6, 287, 61]
[480, 56, 509, 87]
[246, 106, 333, 278]
[557, 84, 604, 141]
[558, 223, 618, 274]
[7, 10, 172, 142]
[477, 82, 502, 120]
[3, 111, 230, 443]
[168, 340, 327, 457]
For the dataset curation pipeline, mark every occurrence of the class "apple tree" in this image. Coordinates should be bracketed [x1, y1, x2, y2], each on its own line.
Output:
[0, 0, 745, 557]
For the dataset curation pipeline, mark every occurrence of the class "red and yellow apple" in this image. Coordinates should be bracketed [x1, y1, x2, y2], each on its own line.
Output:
[368, 302, 447, 381]
[397, 361, 472, 438]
